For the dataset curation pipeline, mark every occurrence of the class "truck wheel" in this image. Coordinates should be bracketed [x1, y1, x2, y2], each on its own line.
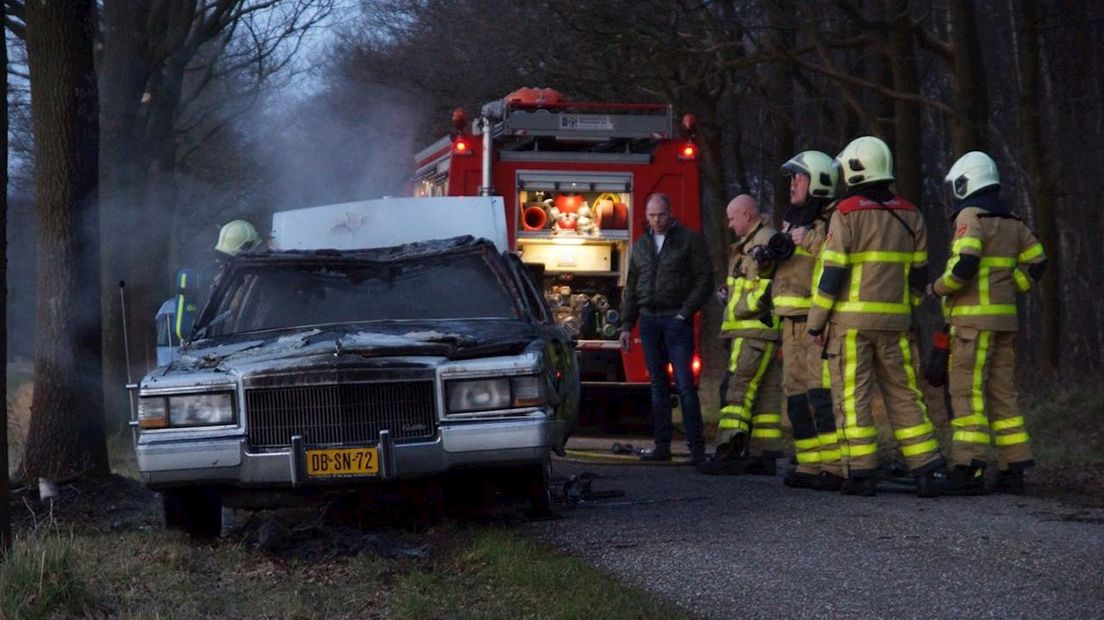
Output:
[162, 488, 222, 538]
[525, 455, 554, 516]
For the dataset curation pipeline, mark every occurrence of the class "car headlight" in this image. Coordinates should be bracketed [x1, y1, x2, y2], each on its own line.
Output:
[446, 376, 546, 414]
[138, 393, 235, 429]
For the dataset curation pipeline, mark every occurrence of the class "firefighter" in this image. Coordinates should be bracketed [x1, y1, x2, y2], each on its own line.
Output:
[697, 195, 783, 475]
[928, 151, 1046, 495]
[215, 219, 262, 257]
[807, 136, 945, 497]
[773, 151, 845, 490]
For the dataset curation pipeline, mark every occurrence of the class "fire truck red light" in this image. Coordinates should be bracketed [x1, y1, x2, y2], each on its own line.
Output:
[692, 356, 702, 374]
[682, 145, 696, 158]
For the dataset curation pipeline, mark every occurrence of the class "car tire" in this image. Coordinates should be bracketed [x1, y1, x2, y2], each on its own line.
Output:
[525, 455, 554, 516]
[162, 488, 222, 538]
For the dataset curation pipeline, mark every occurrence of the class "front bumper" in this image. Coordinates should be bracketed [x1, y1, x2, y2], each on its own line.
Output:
[137, 417, 565, 491]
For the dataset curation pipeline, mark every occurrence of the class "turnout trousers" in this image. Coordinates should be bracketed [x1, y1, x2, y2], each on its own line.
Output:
[781, 318, 844, 477]
[718, 337, 783, 458]
[826, 327, 943, 477]
[947, 327, 1033, 470]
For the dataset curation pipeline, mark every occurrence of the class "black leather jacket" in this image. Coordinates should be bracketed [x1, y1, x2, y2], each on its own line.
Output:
[620, 222, 713, 330]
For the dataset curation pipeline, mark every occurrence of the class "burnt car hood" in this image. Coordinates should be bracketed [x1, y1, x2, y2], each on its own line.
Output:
[156, 319, 543, 379]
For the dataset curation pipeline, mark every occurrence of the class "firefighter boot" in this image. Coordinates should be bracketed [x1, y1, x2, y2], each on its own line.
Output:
[736, 456, 777, 476]
[916, 471, 940, 498]
[783, 470, 821, 489]
[938, 465, 986, 496]
[991, 469, 1025, 495]
[840, 475, 878, 497]
[813, 472, 846, 491]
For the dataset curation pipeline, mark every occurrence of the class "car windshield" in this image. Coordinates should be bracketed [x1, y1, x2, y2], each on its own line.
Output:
[197, 252, 520, 337]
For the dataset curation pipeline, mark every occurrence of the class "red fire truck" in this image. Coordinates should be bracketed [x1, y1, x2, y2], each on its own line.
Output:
[412, 88, 703, 433]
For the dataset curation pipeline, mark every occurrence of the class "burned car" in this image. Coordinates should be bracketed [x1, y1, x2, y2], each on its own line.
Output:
[132, 236, 579, 535]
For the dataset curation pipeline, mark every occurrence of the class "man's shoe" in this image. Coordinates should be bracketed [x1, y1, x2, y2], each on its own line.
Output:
[639, 446, 672, 462]
[813, 472, 846, 491]
[916, 472, 940, 498]
[840, 475, 878, 496]
[783, 470, 820, 489]
[990, 469, 1025, 495]
[937, 466, 985, 496]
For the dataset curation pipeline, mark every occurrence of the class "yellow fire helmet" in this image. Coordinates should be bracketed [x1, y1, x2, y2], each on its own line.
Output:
[835, 136, 894, 187]
[945, 151, 1000, 200]
[781, 150, 839, 198]
[215, 219, 261, 255]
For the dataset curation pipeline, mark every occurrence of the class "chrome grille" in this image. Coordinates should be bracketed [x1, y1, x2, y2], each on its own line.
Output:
[245, 381, 437, 448]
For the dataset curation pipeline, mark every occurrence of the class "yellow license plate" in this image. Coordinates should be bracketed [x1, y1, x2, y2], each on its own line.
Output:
[306, 447, 379, 477]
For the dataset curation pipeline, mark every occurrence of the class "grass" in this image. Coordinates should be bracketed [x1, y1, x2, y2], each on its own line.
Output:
[1020, 380, 1104, 465]
[0, 521, 690, 619]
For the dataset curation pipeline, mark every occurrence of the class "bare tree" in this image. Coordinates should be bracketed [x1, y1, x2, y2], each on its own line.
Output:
[22, 0, 108, 481]
[99, 0, 332, 433]
[0, 0, 12, 553]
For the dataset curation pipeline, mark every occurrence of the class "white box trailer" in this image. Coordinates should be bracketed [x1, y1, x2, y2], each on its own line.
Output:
[270, 196, 509, 253]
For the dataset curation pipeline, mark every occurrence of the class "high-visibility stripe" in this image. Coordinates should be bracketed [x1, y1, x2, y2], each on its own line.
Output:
[742, 342, 776, 422]
[817, 431, 838, 445]
[1013, 268, 1031, 292]
[849, 264, 863, 302]
[794, 247, 813, 257]
[845, 425, 877, 440]
[796, 452, 822, 464]
[1019, 243, 1044, 262]
[900, 438, 939, 457]
[949, 304, 1017, 316]
[971, 331, 991, 416]
[848, 443, 878, 457]
[820, 359, 831, 389]
[728, 338, 744, 373]
[834, 300, 911, 314]
[953, 237, 984, 253]
[843, 250, 928, 263]
[752, 428, 783, 438]
[979, 265, 991, 305]
[178, 272, 189, 288]
[995, 432, 1030, 446]
[992, 416, 1026, 431]
[174, 294, 186, 339]
[812, 290, 834, 309]
[821, 249, 849, 265]
[719, 419, 750, 431]
[773, 295, 812, 309]
[720, 404, 750, 421]
[843, 330, 858, 429]
[819, 447, 842, 462]
[953, 430, 991, 444]
[895, 421, 935, 441]
[980, 256, 1016, 268]
[752, 413, 782, 425]
[898, 334, 928, 418]
[941, 272, 965, 292]
[951, 414, 990, 428]
[795, 438, 821, 450]
[724, 318, 779, 331]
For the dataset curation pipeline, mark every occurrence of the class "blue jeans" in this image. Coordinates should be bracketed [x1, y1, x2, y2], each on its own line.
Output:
[639, 313, 704, 453]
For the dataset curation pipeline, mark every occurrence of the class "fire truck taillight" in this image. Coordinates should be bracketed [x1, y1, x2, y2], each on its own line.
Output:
[679, 142, 697, 160]
[452, 137, 473, 156]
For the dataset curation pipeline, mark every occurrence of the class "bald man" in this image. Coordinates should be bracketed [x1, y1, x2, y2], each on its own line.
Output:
[698, 195, 784, 475]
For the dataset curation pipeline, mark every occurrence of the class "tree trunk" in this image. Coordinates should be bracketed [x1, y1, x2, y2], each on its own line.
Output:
[1017, 0, 1060, 373]
[22, 0, 109, 481]
[948, 0, 989, 153]
[0, 0, 12, 553]
[887, 0, 922, 206]
[99, 0, 153, 433]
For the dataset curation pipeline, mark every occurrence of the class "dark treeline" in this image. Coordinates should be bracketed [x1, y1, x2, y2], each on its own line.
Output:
[324, 0, 1104, 378]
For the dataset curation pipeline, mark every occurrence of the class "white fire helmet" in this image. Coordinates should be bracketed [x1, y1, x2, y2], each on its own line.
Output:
[215, 220, 261, 255]
[835, 136, 894, 187]
[945, 151, 1000, 200]
[781, 150, 839, 198]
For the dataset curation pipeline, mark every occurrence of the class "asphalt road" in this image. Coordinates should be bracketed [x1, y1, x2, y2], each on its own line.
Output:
[528, 458, 1104, 619]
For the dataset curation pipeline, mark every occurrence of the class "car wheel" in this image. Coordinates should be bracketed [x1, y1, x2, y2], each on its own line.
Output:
[525, 455, 554, 516]
[162, 488, 222, 538]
